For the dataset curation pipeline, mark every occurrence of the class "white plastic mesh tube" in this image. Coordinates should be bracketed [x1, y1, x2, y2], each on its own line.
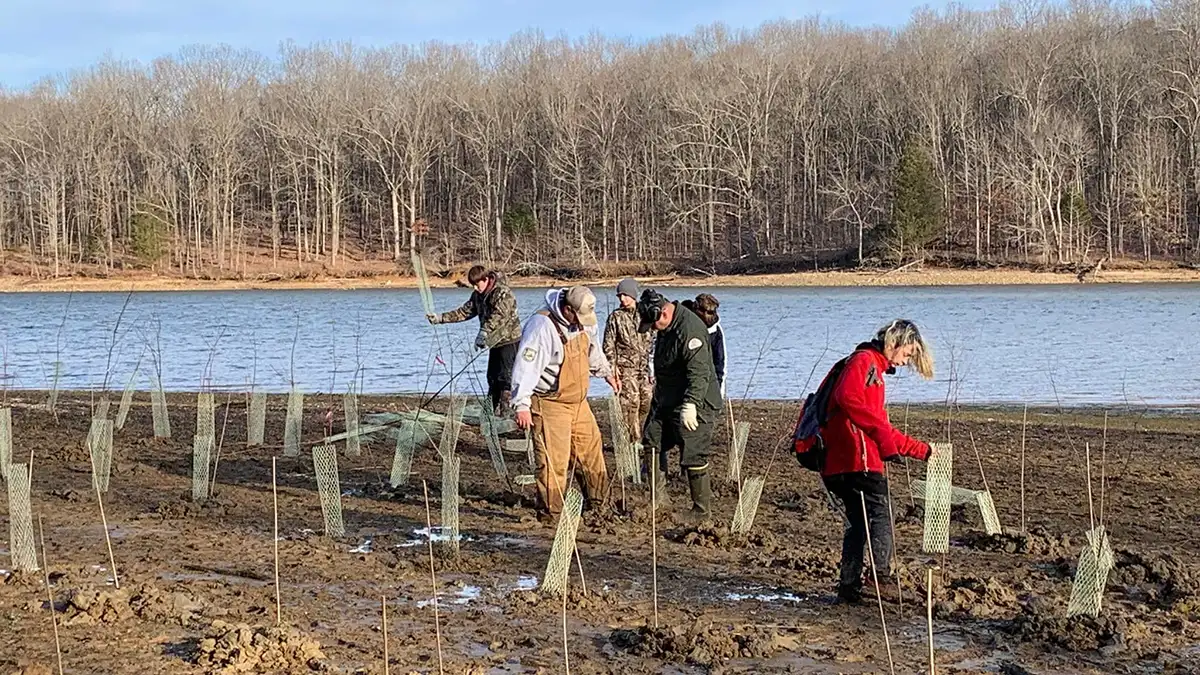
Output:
[922, 442, 954, 554]
[312, 444, 345, 538]
[541, 487, 584, 596]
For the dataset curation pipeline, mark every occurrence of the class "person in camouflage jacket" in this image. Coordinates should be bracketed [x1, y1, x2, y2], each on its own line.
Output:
[603, 278, 654, 443]
[427, 265, 521, 413]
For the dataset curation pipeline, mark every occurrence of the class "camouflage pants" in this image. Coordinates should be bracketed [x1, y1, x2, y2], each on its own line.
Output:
[618, 370, 653, 443]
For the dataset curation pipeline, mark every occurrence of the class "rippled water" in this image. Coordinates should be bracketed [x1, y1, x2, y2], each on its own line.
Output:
[0, 283, 1196, 406]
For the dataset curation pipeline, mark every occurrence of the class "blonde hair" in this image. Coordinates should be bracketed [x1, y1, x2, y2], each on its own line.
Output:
[876, 319, 935, 380]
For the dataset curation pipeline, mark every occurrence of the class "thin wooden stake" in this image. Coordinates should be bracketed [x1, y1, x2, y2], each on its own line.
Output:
[967, 430, 991, 495]
[1084, 442, 1096, 535]
[272, 457, 281, 626]
[650, 453, 659, 628]
[728, 399, 742, 498]
[382, 595, 390, 675]
[1019, 404, 1028, 534]
[927, 568, 936, 675]
[1100, 411, 1108, 529]
[884, 476, 903, 620]
[561, 578, 571, 675]
[903, 402, 915, 507]
[38, 515, 65, 675]
[209, 394, 233, 498]
[861, 495, 896, 675]
[89, 452, 119, 589]
[422, 481, 446, 675]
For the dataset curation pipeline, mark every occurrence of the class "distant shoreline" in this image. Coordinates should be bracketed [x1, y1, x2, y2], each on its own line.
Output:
[1, 265, 1199, 293]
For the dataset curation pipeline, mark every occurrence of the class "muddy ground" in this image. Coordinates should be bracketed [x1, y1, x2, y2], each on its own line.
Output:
[0, 391, 1198, 674]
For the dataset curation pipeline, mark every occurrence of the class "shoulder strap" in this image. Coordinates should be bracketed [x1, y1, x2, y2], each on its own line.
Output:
[537, 309, 569, 345]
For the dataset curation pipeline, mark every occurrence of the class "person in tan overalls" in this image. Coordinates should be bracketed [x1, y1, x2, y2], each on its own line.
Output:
[510, 286, 621, 518]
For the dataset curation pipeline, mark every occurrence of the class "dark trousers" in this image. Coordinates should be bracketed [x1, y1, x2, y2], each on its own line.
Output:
[643, 403, 715, 471]
[822, 472, 893, 591]
[487, 342, 518, 410]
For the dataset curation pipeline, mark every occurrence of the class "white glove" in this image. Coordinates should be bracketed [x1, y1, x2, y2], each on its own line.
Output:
[474, 330, 487, 350]
[680, 402, 698, 431]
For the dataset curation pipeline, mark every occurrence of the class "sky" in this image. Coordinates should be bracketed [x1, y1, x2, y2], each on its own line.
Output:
[0, 0, 997, 89]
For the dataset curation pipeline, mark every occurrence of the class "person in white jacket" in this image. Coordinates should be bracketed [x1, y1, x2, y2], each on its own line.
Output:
[510, 286, 620, 519]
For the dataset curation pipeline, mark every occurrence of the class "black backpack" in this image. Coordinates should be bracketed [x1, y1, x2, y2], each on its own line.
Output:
[793, 355, 851, 472]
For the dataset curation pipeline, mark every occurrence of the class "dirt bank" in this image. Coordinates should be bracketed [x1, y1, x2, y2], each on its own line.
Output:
[0, 392, 1198, 673]
[2, 262, 1199, 293]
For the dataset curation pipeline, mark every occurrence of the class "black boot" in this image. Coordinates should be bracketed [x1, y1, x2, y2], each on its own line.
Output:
[685, 465, 712, 521]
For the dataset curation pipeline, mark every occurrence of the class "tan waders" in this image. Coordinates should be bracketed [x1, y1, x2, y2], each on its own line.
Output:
[531, 314, 609, 516]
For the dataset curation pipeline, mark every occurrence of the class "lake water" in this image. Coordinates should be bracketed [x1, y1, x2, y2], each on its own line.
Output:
[0, 283, 1197, 407]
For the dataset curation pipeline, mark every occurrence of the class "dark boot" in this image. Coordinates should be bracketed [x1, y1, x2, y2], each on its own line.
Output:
[685, 465, 712, 520]
[495, 390, 513, 417]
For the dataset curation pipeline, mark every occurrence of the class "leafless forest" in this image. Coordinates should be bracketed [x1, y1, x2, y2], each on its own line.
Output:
[2, 0, 1200, 279]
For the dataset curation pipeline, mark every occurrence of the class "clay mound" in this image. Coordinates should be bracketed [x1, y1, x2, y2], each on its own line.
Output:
[664, 522, 776, 550]
[609, 620, 786, 667]
[752, 549, 838, 580]
[1109, 549, 1199, 612]
[962, 527, 1072, 557]
[935, 574, 1020, 620]
[500, 586, 619, 618]
[1009, 600, 1145, 654]
[147, 497, 231, 520]
[61, 583, 207, 627]
[194, 620, 327, 673]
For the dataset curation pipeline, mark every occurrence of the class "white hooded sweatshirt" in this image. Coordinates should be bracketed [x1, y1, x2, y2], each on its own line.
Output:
[509, 288, 614, 411]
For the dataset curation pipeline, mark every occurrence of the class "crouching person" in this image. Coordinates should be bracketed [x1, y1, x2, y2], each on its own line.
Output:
[511, 286, 621, 521]
[798, 319, 936, 604]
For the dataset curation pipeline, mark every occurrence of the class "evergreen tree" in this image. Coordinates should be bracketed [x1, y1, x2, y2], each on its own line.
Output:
[877, 140, 944, 261]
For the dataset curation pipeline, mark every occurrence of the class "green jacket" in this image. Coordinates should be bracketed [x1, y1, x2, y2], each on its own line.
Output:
[651, 302, 721, 413]
[432, 272, 521, 347]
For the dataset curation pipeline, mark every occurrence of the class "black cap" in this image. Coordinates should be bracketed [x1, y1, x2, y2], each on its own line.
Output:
[636, 289, 668, 333]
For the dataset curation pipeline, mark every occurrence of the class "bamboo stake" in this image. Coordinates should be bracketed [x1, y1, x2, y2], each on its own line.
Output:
[38, 516, 64, 675]
[650, 453, 659, 629]
[422, 481, 445, 675]
[1019, 404, 1028, 534]
[861, 495, 896, 675]
[382, 595, 390, 675]
[927, 568, 936, 675]
[272, 457, 281, 626]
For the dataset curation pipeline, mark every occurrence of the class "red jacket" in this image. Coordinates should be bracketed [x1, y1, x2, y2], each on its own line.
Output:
[798, 343, 930, 477]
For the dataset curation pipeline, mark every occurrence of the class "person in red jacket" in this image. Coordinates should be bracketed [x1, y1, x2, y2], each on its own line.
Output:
[808, 319, 935, 604]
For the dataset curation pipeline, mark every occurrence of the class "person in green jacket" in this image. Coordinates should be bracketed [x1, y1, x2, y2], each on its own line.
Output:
[637, 288, 722, 520]
[427, 265, 521, 415]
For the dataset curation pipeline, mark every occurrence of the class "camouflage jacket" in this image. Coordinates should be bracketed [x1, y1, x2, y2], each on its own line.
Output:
[602, 305, 654, 377]
[433, 272, 521, 347]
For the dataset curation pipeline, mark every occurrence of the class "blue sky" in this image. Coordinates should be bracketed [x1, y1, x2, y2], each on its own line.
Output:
[1, 0, 996, 89]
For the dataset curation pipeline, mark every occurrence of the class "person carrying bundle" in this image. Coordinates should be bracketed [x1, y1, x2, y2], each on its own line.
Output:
[511, 286, 621, 521]
[793, 319, 936, 605]
[427, 265, 521, 415]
